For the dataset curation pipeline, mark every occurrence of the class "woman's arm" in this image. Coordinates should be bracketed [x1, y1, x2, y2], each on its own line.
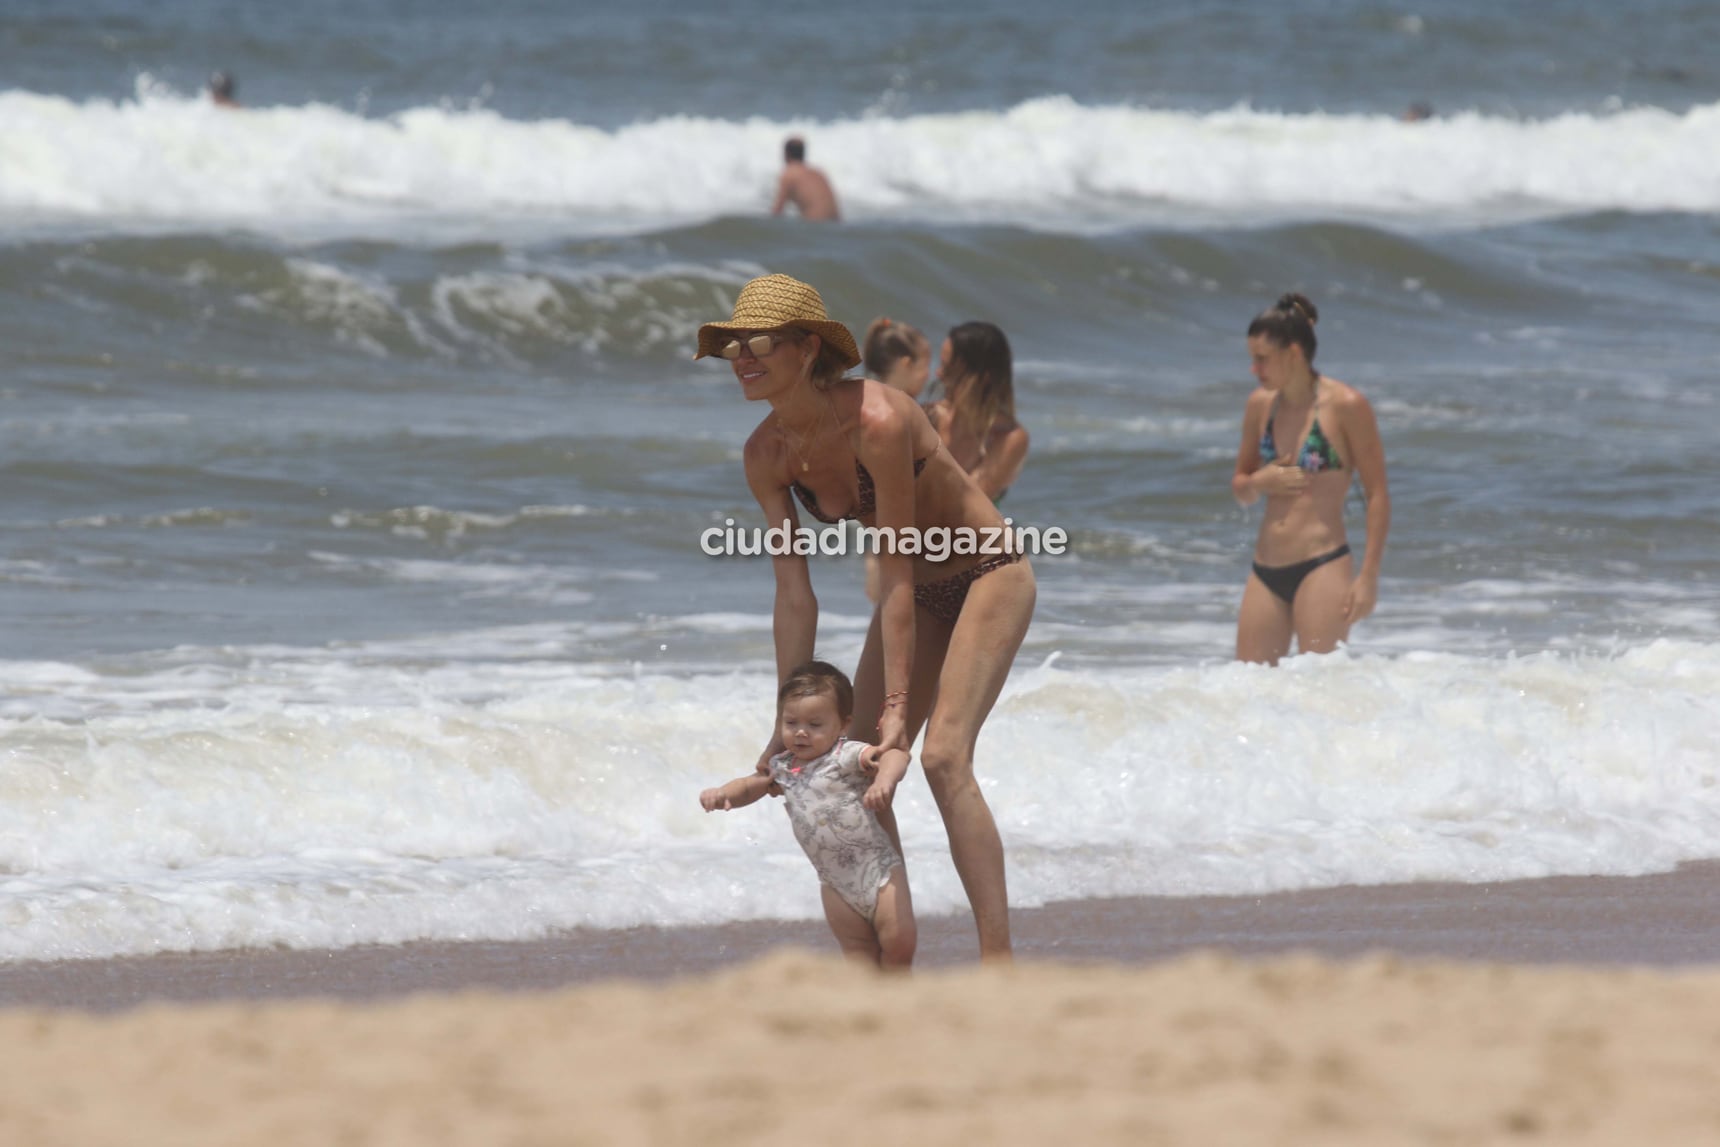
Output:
[770, 547, 818, 678]
[968, 423, 1028, 499]
[1232, 390, 1305, 503]
[856, 391, 919, 753]
[743, 432, 817, 767]
[1231, 391, 1268, 505]
[743, 431, 818, 678]
[1339, 388, 1391, 622]
[923, 400, 949, 434]
[701, 774, 779, 812]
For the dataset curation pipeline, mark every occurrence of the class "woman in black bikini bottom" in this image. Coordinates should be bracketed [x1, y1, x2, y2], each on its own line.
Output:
[1230, 293, 1391, 664]
[1250, 544, 1351, 606]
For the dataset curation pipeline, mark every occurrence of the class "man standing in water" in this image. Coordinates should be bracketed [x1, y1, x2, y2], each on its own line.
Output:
[771, 136, 841, 222]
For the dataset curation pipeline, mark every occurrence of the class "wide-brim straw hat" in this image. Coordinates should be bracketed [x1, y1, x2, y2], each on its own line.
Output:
[694, 273, 861, 370]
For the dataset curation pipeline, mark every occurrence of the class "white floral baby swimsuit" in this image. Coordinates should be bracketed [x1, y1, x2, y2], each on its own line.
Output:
[769, 738, 904, 921]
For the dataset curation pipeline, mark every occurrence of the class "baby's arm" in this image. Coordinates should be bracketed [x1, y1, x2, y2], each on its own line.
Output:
[862, 748, 911, 813]
[700, 774, 778, 812]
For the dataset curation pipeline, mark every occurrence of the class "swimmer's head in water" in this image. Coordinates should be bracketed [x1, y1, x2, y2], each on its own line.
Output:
[784, 136, 806, 163]
[1246, 293, 1319, 366]
[209, 71, 237, 101]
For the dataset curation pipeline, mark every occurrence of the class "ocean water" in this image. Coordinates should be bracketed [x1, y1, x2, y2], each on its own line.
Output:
[2, 0, 1718, 961]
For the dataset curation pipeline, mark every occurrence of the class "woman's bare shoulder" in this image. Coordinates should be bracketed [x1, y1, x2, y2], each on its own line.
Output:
[1320, 374, 1359, 397]
[1322, 376, 1375, 414]
[851, 379, 938, 466]
[742, 415, 788, 470]
[1241, 386, 1274, 423]
[856, 378, 923, 433]
[990, 418, 1028, 453]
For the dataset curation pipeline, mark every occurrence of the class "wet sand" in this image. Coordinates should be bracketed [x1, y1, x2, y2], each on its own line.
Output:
[5, 863, 1720, 1012]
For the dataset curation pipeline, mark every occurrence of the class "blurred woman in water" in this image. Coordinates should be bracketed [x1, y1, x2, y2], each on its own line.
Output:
[925, 321, 1028, 503]
[862, 316, 932, 399]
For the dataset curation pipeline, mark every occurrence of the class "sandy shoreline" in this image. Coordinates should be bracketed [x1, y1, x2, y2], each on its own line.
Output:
[6, 863, 1720, 1012]
[4, 867, 1720, 1144]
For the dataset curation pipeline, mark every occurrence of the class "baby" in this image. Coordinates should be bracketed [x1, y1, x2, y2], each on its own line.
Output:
[701, 660, 916, 968]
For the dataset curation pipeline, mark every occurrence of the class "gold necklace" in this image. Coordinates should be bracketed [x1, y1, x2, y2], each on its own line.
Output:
[777, 392, 838, 473]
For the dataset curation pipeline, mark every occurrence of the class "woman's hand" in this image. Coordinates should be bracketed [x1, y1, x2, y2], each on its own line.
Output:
[1344, 573, 1379, 623]
[754, 738, 784, 776]
[1253, 463, 1310, 497]
[874, 707, 910, 757]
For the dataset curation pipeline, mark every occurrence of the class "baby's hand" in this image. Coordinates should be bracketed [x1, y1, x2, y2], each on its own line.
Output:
[862, 773, 898, 813]
[700, 787, 731, 812]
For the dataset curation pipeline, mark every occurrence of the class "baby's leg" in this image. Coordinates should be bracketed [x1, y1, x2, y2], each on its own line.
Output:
[871, 866, 916, 970]
[820, 885, 882, 965]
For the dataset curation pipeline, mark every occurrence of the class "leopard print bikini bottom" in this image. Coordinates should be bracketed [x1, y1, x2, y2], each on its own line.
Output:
[912, 550, 1024, 625]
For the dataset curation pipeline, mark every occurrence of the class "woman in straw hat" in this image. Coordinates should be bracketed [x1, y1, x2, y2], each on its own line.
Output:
[697, 273, 1036, 961]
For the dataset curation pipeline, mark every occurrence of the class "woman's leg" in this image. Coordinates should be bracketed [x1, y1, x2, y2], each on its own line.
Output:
[851, 605, 952, 857]
[917, 558, 1035, 962]
[820, 885, 882, 966]
[1236, 572, 1294, 664]
[1291, 550, 1356, 654]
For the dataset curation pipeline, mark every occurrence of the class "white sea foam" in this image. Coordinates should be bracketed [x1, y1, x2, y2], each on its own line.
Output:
[2, 83, 1718, 237]
[1, 637, 1717, 961]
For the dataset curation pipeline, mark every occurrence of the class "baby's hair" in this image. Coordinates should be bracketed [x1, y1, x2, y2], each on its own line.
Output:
[1246, 292, 1319, 363]
[862, 316, 928, 378]
[778, 660, 854, 721]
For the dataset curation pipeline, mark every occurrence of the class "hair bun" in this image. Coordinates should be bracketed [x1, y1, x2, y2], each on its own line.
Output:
[1277, 293, 1318, 325]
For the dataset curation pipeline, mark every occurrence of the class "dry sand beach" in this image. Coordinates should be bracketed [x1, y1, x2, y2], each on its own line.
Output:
[4, 868, 1720, 1144]
[8, 951, 1720, 1147]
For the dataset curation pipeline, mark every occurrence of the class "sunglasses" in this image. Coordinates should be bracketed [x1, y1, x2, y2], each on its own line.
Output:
[719, 331, 793, 360]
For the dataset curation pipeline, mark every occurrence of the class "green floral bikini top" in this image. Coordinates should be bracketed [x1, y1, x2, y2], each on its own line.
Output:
[1259, 388, 1344, 473]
